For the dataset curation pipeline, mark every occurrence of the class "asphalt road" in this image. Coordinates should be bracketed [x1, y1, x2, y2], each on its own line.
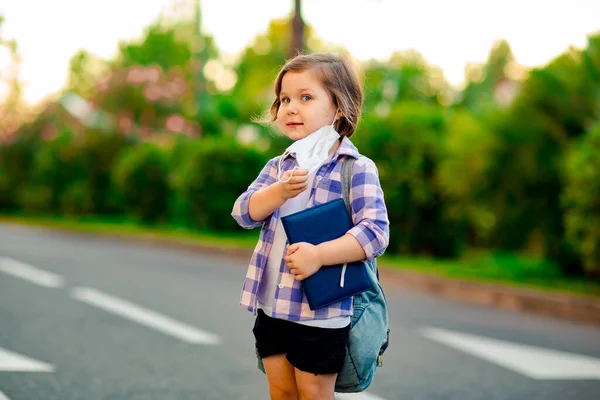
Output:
[1, 224, 599, 400]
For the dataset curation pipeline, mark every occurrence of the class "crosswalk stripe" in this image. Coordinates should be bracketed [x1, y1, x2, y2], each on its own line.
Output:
[0, 257, 64, 288]
[0, 389, 12, 400]
[70, 287, 220, 345]
[0, 347, 54, 372]
[422, 327, 600, 379]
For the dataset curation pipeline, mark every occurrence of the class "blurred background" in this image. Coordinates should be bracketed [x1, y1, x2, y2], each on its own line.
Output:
[2, 0, 600, 289]
[1, 1, 600, 398]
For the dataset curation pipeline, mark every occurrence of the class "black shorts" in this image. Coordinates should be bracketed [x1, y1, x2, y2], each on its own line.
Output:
[252, 309, 350, 375]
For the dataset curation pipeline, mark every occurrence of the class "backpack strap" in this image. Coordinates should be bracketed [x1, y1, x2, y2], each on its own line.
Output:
[341, 157, 355, 216]
[342, 156, 381, 281]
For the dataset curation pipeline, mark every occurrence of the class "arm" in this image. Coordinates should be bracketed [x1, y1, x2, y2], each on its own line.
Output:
[345, 156, 389, 262]
[298, 157, 388, 266]
[232, 158, 310, 229]
[316, 233, 367, 265]
[247, 167, 310, 222]
[247, 183, 286, 222]
[231, 157, 279, 229]
[285, 157, 389, 280]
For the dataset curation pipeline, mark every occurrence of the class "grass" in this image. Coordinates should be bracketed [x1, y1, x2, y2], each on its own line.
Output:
[383, 252, 600, 298]
[0, 213, 259, 250]
[1, 213, 599, 299]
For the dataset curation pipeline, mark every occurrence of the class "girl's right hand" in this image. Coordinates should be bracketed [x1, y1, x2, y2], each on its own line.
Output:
[277, 169, 309, 200]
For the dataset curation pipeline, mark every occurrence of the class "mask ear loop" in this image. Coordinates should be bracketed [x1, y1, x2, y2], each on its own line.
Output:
[330, 109, 340, 127]
[277, 151, 299, 183]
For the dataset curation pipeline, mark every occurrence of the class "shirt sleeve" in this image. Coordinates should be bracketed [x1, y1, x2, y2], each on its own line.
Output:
[346, 156, 390, 261]
[231, 156, 279, 229]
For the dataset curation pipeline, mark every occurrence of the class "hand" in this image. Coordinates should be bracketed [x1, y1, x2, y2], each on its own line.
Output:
[276, 169, 309, 200]
[284, 242, 322, 281]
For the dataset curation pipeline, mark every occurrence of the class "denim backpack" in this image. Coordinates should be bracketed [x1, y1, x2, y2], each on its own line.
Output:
[334, 157, 389, 393]
[256, 156, 390, 393]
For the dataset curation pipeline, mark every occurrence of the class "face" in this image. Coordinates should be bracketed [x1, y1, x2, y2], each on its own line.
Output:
[276, 69, 338, 141]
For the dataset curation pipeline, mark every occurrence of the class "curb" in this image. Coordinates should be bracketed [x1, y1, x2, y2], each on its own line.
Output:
[377, 268, 600, 327]
[6, 222, 600, 327]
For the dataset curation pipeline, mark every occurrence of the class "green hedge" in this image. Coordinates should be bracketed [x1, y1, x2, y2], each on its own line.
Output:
[112, 142, 171, 224]
[175, 137, 268, 231]
[563, 123, 600, 276]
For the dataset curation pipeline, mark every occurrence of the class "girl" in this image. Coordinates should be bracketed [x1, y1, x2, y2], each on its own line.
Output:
[232, 53, 389, 400]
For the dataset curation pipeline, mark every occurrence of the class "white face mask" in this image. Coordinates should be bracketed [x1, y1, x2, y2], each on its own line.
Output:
[278, 114, 340, 182]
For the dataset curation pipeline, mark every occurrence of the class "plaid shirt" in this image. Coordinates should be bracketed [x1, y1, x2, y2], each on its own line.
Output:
[231, 137, 389, 321]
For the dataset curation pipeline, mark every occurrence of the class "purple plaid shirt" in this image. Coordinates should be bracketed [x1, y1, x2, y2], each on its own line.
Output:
[231, 137, 389, 321]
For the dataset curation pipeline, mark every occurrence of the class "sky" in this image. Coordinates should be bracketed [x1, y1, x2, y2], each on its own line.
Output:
[1, 0, 599, 105]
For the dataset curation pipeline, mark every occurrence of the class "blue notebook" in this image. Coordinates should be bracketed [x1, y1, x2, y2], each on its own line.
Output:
[281, 198, 374, 310]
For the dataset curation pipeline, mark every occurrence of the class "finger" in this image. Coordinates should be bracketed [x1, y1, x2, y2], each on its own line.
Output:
[291, 174, 308, 183]
[292, 169, 309, 176]
[288, 178, 307, 186]
[289, 182, 308, 191]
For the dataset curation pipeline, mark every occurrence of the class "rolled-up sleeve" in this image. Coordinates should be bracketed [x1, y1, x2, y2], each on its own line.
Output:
[346, 156, 390, 261]
[231, 157, 279, 229]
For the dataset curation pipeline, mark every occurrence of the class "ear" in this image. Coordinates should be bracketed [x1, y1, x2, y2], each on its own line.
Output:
[336, 108, 343, 120]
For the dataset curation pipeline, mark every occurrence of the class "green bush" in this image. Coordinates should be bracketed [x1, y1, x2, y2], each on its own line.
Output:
[436, 109, 497, 246]
[175, 137, 268, 232]
[112, 142, 171, 224]
[0, 130, 42, 211]
[563, 123, 600, 276]
[20, 130, 85, 213]
[74, 131, 132, 216]
[354, 102, 459, 257]
[60, 181, 96, 216]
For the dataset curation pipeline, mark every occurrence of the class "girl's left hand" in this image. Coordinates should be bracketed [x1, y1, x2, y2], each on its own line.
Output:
[284, 242, 321, 281]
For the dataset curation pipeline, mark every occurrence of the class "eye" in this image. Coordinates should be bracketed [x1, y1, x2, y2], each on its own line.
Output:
[280, 97, 290, 104]
[301, 95, 312, 101]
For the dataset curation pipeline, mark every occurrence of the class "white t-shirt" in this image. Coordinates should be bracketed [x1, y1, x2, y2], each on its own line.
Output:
[257, 163, 351, 329]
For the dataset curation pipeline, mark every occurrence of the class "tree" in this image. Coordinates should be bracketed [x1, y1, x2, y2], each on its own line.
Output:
[460, 40, 523, 112]
[0, 14, 26, 145]
[563, 123, 600, 276]
[291, 0, 305, 57]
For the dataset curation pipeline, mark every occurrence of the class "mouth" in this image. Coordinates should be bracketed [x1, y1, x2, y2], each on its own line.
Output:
[287, 122, 303, 127]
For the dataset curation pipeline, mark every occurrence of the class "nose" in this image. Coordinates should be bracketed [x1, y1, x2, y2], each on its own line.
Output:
[286, 101, 298, 115]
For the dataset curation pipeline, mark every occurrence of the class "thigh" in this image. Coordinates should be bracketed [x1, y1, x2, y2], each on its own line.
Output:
[263, 354, 299, 400]
[295, 369, 336, 400]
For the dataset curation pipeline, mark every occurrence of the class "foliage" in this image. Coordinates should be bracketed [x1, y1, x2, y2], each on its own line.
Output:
[563, 123, 600, 276]
[4, 8, 600, 284]
[0, 129, 41, 210]
[436, 109, 497, 246]
[363, 50, 452, 112]
[354, 102, 459, 257]
[112, 142, 171, 224]
[174, 137, 268, 231]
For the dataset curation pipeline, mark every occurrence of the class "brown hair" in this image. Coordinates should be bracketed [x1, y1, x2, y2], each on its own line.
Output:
[261, 53, 364, 137]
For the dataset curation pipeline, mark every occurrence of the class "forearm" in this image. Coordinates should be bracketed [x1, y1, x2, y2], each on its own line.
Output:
[316, 233, 367, 266]
[248, 183, 286, 222]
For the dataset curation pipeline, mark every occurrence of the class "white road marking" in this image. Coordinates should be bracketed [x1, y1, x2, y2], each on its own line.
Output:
[0, 347, 54, 372]
[0, 390, 11, 400]
[336, 392, 388, 399]
[0, 257, 64, 288]
[422, 327, 600, 380]
[70, 287, 220, 345]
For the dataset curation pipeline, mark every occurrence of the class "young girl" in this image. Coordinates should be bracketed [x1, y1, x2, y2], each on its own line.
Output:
[232, 53, 389, 400]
